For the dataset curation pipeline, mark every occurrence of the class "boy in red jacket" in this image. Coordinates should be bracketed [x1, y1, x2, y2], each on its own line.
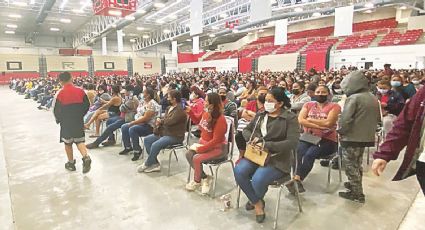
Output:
[53, 72, 92, 173]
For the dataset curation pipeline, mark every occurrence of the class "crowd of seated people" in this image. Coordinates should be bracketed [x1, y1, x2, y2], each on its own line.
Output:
[8, 66, 425, 224]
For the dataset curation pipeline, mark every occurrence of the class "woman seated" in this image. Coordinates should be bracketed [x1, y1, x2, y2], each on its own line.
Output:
[234, 87, 299, 223]
[286, 85, 341, 193]
[185, 93, 228, 195]
[120, 88, 160, 161]
[290, 81, 311, 114]
[137, 90, 187, 173]
[84, 85, 121, 137]
[376, 80, 405, 136]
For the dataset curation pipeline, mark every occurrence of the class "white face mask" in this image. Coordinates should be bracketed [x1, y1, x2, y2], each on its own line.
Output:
[189, 93, 195, 100]
[378, 88, 389, 94]
[264, 102, 276, 113]
[412, 80, 420, 85]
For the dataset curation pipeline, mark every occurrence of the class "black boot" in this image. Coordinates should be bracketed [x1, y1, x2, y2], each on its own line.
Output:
[131, 151, 142, 161]
[119, 148, 133, 155]
[339, 190, 365, 203]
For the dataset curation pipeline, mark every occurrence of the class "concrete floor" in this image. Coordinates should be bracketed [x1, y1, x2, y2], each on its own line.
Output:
[0, 87, 422, 230]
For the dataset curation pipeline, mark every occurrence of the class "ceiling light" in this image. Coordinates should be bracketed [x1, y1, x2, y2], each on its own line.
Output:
[399, 5, 407, 10]
[258, 29, 264, 33]
[142, 34, 150, 39]
[12, 2, 28, 7]
[186, 38, 191, 41]
[232, 29, 239, 33]
[364, 9, 373, 13]
[6, 24, 18, 29]
[125, 15, 135, 21]
[137, 9, 146, 13]
[169, 14, 177, 19]
[209, 34, 216, 38]
[111, 24, 117, 28]
[72, 9, 84, 13]
[108, 10, 122, 16]
[5, 31, 15, 34]
[211, 25, 219, 30]
[294, 7, 303, 12]
[163, 29, 171, 33]
[136, 27, 145, 31]
[50, 27, 60, 32]
[154, 2, 165, 8]
[156, 19, 164, 24]
[8, 14, 22, 19]
[365, 2, 374, 8]
[60, 18, 71, 23]
[219, 13, 228, 18]
[130, 38, 136, 42]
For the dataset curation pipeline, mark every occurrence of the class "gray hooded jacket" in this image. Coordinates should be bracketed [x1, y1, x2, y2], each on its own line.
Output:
[338, 71, 380, 146]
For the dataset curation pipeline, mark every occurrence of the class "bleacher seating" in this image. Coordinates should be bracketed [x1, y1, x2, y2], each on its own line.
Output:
[288, 27, 334, 39]
[353, 18, 397, 32]
[248, 45, 280, 58]
[275, 41, 308, 54]
[378, 29, 424, 46]
[303, 38, 339, 53]
[337, 33, 377, 50]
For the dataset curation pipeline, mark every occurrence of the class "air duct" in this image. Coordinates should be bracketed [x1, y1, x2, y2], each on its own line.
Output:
[36, 0, 57, 24]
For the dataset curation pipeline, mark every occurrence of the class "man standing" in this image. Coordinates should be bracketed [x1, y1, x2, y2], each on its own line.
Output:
[338, 71, 380, 203]
[53, 72, 91, 173]
[372, 87, 425, 195]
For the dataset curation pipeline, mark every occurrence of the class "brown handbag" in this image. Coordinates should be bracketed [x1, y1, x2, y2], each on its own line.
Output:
[244, 116, 269, 166]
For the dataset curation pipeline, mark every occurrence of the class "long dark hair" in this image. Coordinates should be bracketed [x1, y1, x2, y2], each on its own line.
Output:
[206, 93, 223, 130]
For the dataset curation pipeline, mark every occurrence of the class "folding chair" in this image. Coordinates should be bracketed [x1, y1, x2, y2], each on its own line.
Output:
[187, 116, 236, 198]
[162, 118, 191, 177]
[236, 150, 303, 230]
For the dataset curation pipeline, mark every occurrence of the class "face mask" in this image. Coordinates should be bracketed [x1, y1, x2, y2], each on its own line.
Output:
[412, 80, 420, 85]
[378, 89, 389, 94]
[334, 89, 343, 94]
[292, 89, 300, 95]
[258, 94, 266, 104]
[189, 93, 195, 100]
[314, 95, 328, 104]
[391, 81, 401, 87]
[220, 95, 227, 102]
[264, 102, 276, 113]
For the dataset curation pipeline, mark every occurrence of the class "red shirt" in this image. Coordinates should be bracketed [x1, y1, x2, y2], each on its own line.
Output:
[380, 94, 389, 105]
[188, 111, 227, 153]
[245, 100, 257, 112]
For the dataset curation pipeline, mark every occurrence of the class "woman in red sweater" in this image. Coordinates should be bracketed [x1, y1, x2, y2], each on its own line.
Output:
[185, 93, 228, 194]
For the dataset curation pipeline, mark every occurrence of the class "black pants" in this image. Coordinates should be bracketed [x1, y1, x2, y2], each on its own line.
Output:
[417, 161, 425, 195]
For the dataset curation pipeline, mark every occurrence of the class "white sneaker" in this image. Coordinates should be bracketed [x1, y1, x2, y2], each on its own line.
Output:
[137, 163, 148, 173]
[185, 181, 201, 191]
[201, 176, 213, 195]
[143, 164, 161, 173]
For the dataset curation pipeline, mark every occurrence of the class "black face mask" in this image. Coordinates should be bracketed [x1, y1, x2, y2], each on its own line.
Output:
[292, 89, 300, 95]
[220, 95, 227, 102]
[314, 95, 328, 103]
[258, 94, 266, 104]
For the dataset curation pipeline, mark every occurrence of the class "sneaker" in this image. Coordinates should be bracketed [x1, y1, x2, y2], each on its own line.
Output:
[338, 190, 365, 203]
[131, 151, 142, 161]
[119, 148, 133, 155]
[143, 164, 161, 173]
[86, 143, 99, 149]
[65, 160, 76, 171]
[101, 140, 116, 147]
[185, 181, 201, 191]
[201, 176, 213, 194]
[82, 156, 92, 174]
[137, 163, 148, 173]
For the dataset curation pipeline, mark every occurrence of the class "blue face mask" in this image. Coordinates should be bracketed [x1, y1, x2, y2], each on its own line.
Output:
[391, 81, 401, 87]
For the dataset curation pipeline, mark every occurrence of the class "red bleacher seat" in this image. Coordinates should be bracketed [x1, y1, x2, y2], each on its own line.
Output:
[337, 34, 377, 50]
[378, 29, 423, 46]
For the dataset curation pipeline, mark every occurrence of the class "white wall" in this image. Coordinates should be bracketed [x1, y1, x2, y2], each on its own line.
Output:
[408, 15, 425, 30]
[178, 59, 238, 72]
[258, 53, 299, 71]
[330, 44, 425, 69]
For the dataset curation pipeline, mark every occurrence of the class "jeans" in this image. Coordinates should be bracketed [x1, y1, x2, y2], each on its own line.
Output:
[296, 139, 337, 180]
[143, 134, 182, 166]
[93, 116, 125, 145]
[121, 123, 153, 151]
[234, 158, 286, 204]
[40, 95, 53, 106]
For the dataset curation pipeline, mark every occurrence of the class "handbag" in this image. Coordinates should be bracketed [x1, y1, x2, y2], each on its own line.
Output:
[244, 116, 269, 166]
[299, 132, 321, 145]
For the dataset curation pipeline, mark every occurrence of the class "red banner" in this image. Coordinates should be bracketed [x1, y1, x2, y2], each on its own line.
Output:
[144, 62, 152, 69]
